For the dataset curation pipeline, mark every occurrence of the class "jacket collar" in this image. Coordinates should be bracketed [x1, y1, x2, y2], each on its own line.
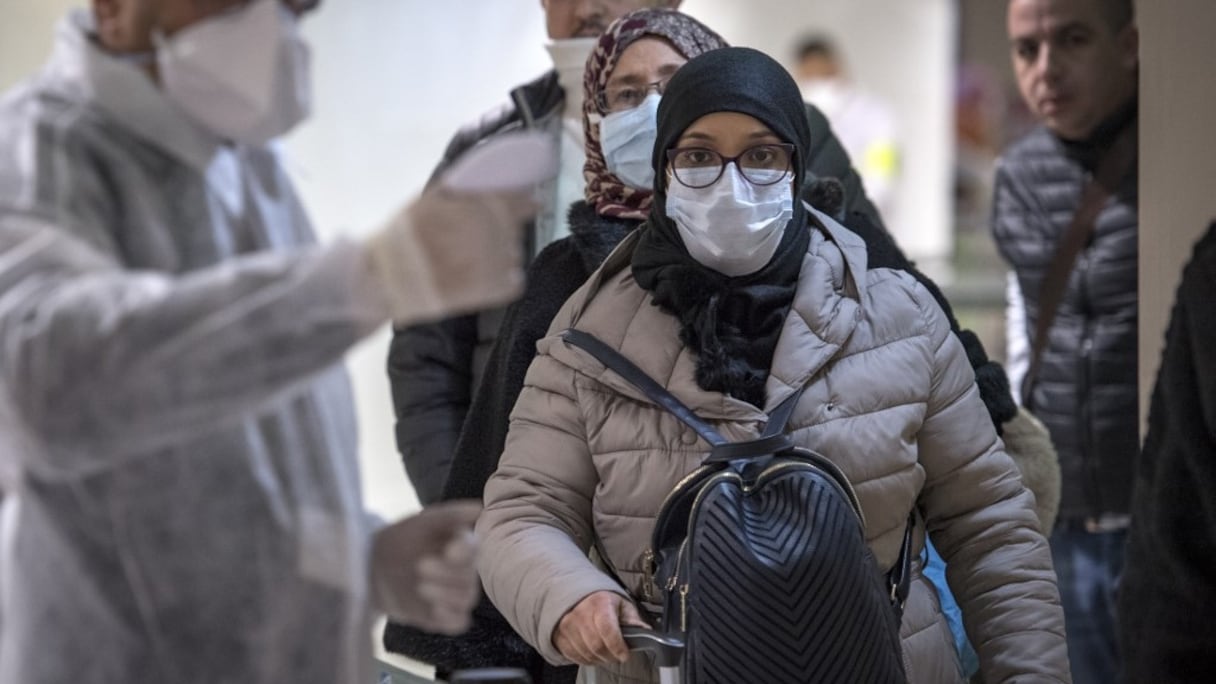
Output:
[762, 208, 866, 410]
[510, 70, 564, 130]
[47, 10, 224, 171]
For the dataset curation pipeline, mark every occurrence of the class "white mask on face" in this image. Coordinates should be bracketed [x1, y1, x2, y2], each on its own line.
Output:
[154, 0, 311, 144]
[799, 77, 847, 118]
[599, 92, 660, 190]
[666, 164, 794, 277]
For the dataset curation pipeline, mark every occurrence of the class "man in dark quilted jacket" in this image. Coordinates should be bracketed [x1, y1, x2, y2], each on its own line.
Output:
[993, 1, 1139, 682]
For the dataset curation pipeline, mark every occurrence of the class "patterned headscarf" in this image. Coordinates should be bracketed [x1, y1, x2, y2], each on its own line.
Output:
[582, 9, 727, 220]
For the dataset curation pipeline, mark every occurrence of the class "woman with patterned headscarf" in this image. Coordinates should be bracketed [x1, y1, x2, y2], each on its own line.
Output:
[384, 12, 733, 683]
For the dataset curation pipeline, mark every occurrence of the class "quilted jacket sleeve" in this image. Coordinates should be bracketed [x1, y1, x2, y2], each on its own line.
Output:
[476, 349, 627, 666]
[911, 283, 1070, 683]
[387, 314, 478, 504]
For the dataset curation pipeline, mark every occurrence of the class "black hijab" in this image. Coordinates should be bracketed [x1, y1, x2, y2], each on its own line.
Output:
[631, 47, 814, 407]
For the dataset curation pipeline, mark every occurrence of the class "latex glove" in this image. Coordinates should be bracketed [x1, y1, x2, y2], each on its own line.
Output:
[553, 590, 649, 666]
[371, 500, 483, 634]
[363, 188, 536, 325]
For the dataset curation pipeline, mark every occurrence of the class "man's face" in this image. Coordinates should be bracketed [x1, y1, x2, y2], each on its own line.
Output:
[795, 54, 838, 84]
[539, 0, 678, 40]
[93, 0, 317, 52]
[1007, 0, 1137, 140]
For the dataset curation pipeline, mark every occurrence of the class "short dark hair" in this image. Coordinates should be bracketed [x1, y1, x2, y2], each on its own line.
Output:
[1103, 0, 1135, 31]
[795, 35, 838, 64]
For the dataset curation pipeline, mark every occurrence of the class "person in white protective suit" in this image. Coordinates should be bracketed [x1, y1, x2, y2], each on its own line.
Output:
[0, 0, 544, 682]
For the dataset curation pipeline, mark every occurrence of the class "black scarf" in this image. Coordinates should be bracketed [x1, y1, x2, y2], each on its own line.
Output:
[632, 47, 813, 407]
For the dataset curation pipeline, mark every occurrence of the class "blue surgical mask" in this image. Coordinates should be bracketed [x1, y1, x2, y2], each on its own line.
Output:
[666, 164, 794, 277]
[599, 93, 661, 190]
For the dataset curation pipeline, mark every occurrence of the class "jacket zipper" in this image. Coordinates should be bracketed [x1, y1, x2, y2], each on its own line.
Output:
[641, 548, 655, 602]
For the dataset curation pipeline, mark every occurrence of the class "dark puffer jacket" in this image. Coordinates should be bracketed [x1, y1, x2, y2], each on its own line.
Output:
[387, 71, 562, 504]
[991, 114, 1138, 521]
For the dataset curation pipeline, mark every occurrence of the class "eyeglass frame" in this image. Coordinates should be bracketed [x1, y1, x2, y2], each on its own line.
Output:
[595, 78, 669, 113]
[664, 143, 797, 189]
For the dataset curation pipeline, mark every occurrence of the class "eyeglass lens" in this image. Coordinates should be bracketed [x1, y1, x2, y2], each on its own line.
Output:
[669, 145, 794, 188]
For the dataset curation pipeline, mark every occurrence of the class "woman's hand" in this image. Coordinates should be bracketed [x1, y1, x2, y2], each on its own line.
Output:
[553, 590, 650, 666]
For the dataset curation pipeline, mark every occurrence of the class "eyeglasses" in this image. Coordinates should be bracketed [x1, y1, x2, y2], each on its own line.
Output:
[595, 79, 668, 113]
[666, 144, 796, 188]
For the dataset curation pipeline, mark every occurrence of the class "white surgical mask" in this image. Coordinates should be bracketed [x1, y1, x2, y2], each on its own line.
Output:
[154, 0, 311, 144]
[799, 77, 847, 119]
[666, 164, 794, 277]
[599, 93, 660, 190]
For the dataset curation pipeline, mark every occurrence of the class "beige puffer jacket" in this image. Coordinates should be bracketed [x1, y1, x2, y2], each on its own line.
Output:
[478, 215, 1070, 684]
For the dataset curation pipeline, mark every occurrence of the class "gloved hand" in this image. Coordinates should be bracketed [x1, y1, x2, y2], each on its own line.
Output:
[371, 500, 483, 635]
[363, 188, 536, 325]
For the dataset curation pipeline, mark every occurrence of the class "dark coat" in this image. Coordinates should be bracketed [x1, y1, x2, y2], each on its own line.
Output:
[991, 114, 1139, 521]
[386, 71, 562, 504]
[385, 202, 631, 684]
[1119, 222, 1216, 682]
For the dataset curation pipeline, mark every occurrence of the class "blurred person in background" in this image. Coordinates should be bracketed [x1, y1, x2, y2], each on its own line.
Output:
[992, 1, 1139, 682]
[0, 0, 543, 681]
[793, 33, 902, 225]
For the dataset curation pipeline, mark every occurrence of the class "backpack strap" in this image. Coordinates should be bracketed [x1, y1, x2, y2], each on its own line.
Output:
[562, 328, 727, 447]
[561, 329, 805, 463]
[1021, 122, 1137, 409]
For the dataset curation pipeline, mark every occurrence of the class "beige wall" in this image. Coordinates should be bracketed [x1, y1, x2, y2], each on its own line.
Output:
[1137, 0, 1216, 432]
[0, 2, 82, 91]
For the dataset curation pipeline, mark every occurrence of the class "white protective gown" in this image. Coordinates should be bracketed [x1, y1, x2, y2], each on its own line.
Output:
[0, 11, 389, 683]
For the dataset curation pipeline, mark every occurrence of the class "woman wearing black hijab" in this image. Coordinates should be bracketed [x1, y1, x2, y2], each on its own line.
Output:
[475, 47, 1069, 684]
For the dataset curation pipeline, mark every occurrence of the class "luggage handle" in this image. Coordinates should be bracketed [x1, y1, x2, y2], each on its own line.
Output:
[620, 626, 685, 668]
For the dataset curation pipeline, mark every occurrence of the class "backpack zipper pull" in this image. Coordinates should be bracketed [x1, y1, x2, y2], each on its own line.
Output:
[680, 584, 690, 631]
[641, 549, 655, 601]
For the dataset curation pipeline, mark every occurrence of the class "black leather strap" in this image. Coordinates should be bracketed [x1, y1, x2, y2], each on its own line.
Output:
[562, 330, 808, 463]
[1022, 122, 1137, 408]
[704, 434, 795, 464]
[562, 329, 727, 447]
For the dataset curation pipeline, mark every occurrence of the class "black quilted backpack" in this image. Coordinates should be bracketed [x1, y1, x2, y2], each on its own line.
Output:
[563, 329, 912, 684]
